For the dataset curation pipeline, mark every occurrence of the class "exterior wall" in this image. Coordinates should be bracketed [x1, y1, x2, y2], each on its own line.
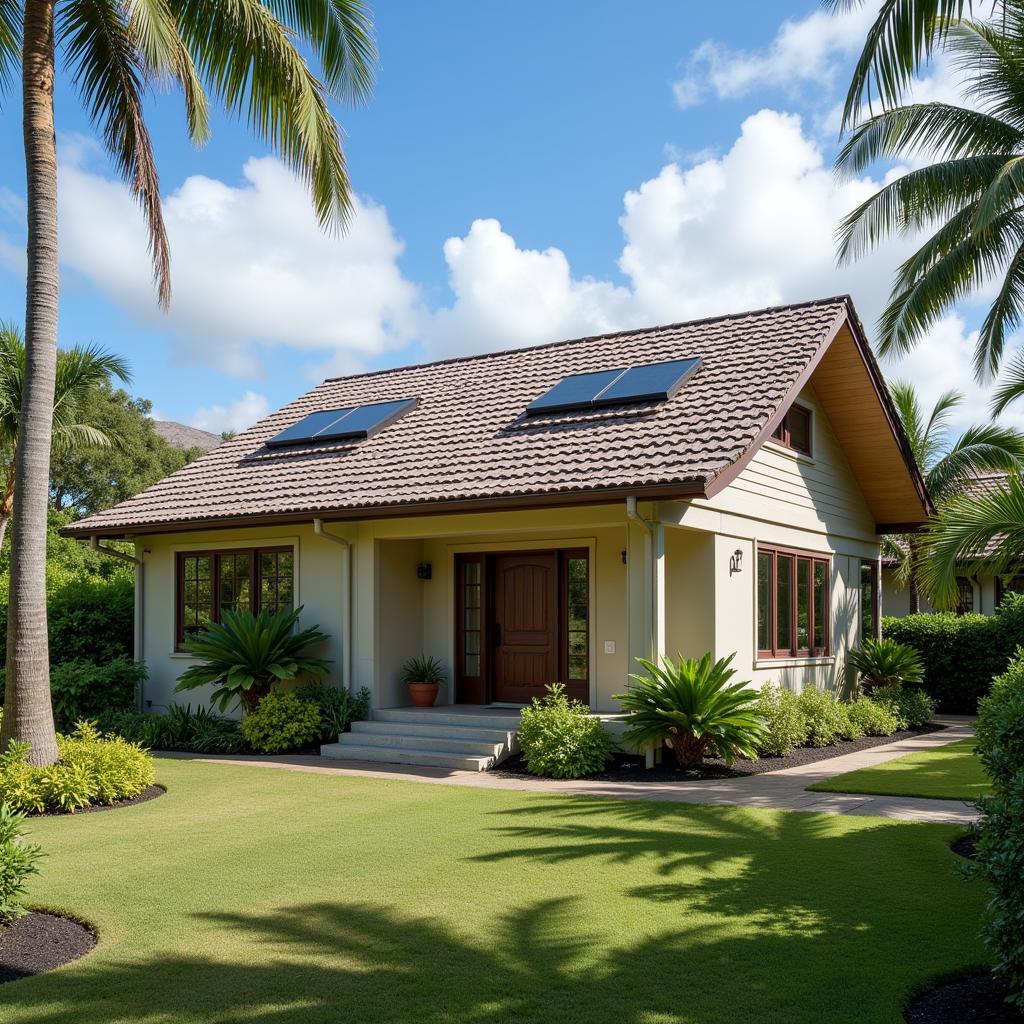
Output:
[882, 568, 994, 617]
[132, 380, 882, 713]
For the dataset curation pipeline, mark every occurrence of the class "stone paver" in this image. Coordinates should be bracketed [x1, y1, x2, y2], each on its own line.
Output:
[162, 716, 979, 825]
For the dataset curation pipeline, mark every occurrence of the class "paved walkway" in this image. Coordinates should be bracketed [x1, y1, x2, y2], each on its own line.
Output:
[162, 716, 979, 825]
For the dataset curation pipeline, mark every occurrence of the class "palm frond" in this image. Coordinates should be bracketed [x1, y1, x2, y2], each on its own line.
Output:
[975, 237, 1024, 378]
[51, 422, 111, 454]
[991, 348, 1024, 415]
[60, 0, 173, 307]
[928, 423, 1024, 501]
[0, 0, 20, 99]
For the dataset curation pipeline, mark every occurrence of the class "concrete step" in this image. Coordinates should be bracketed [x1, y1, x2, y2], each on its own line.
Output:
[372, 708, 521, 732]
[340, 728, 504, 756]
[319, 742, 494, 771]
[351, 720, 515, 745]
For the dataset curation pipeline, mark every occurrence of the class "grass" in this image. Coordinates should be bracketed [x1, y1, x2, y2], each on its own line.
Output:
[807, 738, 990, 801]
[6, 758, 987, 1024]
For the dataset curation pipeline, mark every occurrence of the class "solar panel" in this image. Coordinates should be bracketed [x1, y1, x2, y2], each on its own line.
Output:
[266, 408, 353, 448]
[312, 398, 417, 441]
[593, 357, 701, 406]
[525, 368, 625, 415]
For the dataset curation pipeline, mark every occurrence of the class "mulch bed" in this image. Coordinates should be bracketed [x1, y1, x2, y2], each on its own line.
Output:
[951, 832, 978, 861]
[905, 970, 1023, 1023]
[493, 724, 945, 783]
[32, 783, 165, 817]
[0, 911, 95, 984]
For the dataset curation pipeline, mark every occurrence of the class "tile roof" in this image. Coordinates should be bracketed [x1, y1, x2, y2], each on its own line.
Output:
[67, 296, 856, 537]
[152, 420, 222, 452]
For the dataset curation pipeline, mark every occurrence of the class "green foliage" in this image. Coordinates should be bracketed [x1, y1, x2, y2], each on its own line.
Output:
[615, 653, 765, 768]
[975, 651, 1024, 1006]
[176, 606, 331, 713]
[98, 705, 247, 755]
[0, 718, 154, 814]
[0, 803, 42, 924]
[796, 688, 853, 748]
[517, 684, 614, 779]
[294, 684, 370, 743]
[883, 594, 1024, 712]
[398, 656, 446, 686]
[846, 696, 902, 737]
[753, 684, 809, 757]
[873, 685, 937, 729]
[43, 658, 145, 732]
[240, 692, 323, 755]
[49, 383, 198, 517]
[849, 637, 924, 691]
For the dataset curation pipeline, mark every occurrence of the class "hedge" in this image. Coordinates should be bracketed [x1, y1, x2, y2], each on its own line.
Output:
[882, 593, 1024, 713]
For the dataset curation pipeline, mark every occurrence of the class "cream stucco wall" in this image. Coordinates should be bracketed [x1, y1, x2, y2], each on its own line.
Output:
[131, 381, 882, 714]
[881, 567, 995, 617]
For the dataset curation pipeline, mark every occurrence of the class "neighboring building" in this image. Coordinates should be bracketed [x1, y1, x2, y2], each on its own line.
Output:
[882, 470, 1023, 617]
[152, 420, 222, 452]
[65, 296, 930, 767]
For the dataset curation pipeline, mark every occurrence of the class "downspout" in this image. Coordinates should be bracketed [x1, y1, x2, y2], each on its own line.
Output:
[90, 537, 145, 710]
[313, 519, 352, 693]
[625, 497, 656, 658]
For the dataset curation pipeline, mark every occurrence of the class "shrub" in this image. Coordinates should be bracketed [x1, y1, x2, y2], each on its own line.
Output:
[883, 594, 1024, 712]
[848, 637, 924, 692]
[49, 658, 146, 732]
[615, 653, 765, 768]
[974, 653, 1024, 1007]
[873, 685, 937, 729]
[98, 705, 247, 754]
[294, 684, 371, 743]
[176, 606, 331, 713]
[753, 684, 809, 756]
[796, 688, 852, 747]
[518, 684, 614, 779]
[240, 691, 323, 754]
[0, 803, 42, 923]
[846, 696, 902, 737]
[0, 719, 155, 814]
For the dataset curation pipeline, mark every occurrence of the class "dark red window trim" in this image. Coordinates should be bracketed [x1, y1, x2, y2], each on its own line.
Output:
[757, 544, 831, 659]
[175, 546, 293, 649]
[771, 404, 813, 456]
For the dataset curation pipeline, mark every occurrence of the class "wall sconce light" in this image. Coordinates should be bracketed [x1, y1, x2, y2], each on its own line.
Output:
[416, 563, 432, 580]
[729, 549, 743, 576]
[621, 549, 628, 565]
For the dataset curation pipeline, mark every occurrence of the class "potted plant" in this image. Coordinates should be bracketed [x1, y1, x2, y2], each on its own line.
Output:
[400, 655, 447, 708]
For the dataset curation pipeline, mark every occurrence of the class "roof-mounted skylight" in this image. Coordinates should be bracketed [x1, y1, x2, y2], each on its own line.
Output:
[526, 357, 701, 416]
[266, 398, 416, 449]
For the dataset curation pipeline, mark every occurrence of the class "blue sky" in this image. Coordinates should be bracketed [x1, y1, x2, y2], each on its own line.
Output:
[0, 1, 1005, 433]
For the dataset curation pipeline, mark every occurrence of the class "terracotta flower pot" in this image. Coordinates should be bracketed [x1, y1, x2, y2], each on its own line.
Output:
[408, 682, 439, 708]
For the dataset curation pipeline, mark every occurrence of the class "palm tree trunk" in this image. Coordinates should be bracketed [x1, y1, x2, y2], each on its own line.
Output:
[1, 0, 60, 765]
[907, 537, 922, 615]
[909, 576, 920, 615]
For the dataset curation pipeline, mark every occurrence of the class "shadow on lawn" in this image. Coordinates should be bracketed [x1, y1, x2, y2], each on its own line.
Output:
[4, 799, 980, 1024]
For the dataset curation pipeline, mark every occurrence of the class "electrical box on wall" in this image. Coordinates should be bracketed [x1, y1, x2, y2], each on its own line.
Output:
[603, 641, 616, 655]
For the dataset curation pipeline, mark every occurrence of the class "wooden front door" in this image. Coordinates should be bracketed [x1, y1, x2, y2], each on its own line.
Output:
[491, 552, 559, 703]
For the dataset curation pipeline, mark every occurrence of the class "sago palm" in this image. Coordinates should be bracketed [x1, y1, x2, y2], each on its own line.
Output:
[0, 324, 130, 551]
[834, 2, 1024, 380]
[614, 653, 765, 769]
[0, 0, 375, 764]
[885, 380, 1024, 609]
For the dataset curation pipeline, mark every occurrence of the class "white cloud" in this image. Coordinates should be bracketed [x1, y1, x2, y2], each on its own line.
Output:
[430, 110, 920, 356]
[54, 153, 422, 378]
[673, 6, 876, 109]
[190, 391, 270, 434]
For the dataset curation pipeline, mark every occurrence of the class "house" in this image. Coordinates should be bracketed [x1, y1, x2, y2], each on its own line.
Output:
[64, 296, 931, 768]
[882, 470, 1022, 617]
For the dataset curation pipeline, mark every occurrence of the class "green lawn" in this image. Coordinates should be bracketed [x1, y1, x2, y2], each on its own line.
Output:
[808, 738, 990, 801]
[7, 758, 987, 1024]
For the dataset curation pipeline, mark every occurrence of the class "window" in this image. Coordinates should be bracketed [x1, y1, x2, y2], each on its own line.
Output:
[860, 560, 879, 643]
[955, 577, 975, 616]
[996, 575, 1024, 606]
[771, 404, 812, 456]
[176, 547, 293, 648]
[565, 552, 589, 682]
[757, 546, 830, 658]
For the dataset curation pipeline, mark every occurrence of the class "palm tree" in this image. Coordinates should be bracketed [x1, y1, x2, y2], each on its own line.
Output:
[834, 2, 1024, 380]
[0, 2, 376, 765]
[921, 470, 1024, 605]
[886, 380, 1024, 610]
[0, 324, 130, 551]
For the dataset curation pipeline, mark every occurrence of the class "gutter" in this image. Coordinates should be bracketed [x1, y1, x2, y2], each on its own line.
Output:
[90, 537, 145, 710]
[313, 519, 353, 693]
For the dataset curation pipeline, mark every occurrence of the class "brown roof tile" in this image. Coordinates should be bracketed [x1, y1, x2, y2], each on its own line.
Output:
[66, 297, 855, 537]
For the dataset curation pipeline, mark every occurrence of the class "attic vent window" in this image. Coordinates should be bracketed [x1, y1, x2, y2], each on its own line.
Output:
[526, 357, 701, 416]
[266, 398, 417, 449]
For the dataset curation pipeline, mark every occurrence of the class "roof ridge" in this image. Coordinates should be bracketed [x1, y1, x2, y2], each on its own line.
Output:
[324, 294, 854, 384]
